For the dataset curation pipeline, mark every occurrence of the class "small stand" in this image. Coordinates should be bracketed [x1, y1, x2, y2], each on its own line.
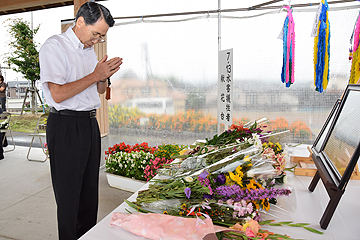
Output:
[291, 146, 360, 180]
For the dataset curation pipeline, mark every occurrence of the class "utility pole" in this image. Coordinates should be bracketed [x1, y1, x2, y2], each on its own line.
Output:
[142, 43, 159, 97]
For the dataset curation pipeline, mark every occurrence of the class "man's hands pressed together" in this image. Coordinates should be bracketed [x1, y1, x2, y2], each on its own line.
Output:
[48, 55, 123, 103]
[95, 55, 123, 82]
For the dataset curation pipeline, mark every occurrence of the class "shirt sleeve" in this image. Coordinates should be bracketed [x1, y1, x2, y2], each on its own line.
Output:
[39, 38, 68, 86]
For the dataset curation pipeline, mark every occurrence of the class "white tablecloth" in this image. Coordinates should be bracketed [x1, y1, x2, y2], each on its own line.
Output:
[80, 145, 360, 240]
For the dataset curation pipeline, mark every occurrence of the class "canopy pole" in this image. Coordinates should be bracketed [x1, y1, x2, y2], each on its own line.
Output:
[217, 0, 221, 135]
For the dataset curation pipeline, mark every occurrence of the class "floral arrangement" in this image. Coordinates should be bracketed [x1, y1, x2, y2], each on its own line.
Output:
[105, 142, 155, 155]
[44, 143, 49, 158]
[117, 120, 322, 239]
[290, 120, 312, 140]
[105, 142, 185, 182]
[106, 150, 155, 181]
[108, 105, 313, 142]
[262, 141, 287, 177]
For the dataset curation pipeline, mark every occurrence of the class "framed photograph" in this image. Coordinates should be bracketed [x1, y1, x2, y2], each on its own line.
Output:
[310, 84, 360, 229]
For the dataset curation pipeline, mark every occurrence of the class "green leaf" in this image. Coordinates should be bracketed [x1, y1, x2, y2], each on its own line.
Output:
[303, 226, 324, 235]
[124, 199, 153, 213]
[215, 232, 224, 240]
[288, 223, 310, 227]
[268, 223, 283, 226]
[258, 220, 274, 225]
[278, 221, 293, 225]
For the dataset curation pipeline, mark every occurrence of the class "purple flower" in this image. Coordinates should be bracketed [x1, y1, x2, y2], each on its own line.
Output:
[215, 185, 291, 202]
[216, 174, 226, 185]
[199, 170, 209, 180]
[184, 187, 191, 199]
[203, 194, 213, 199]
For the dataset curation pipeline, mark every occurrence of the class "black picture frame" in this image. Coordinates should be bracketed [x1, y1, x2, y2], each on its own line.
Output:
[312, 99, 341, 153]
[309, 84, 360, 229]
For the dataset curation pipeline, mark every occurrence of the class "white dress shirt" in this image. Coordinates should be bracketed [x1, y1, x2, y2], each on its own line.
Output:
[39, 26, 100, 111]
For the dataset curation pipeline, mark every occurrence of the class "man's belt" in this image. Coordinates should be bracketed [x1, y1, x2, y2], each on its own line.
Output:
[50, 107, 96, 118]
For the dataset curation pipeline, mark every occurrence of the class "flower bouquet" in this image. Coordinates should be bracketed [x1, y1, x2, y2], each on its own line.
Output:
[114, 121, 322, 239]
[44, 143, 49, 158]
[105, 142, 186, 182]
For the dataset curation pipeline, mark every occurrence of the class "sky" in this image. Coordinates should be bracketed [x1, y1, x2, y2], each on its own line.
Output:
[0, 0, 359, 87]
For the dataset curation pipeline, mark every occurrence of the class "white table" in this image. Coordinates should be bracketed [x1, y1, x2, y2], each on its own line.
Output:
[80, 145, 360, 240]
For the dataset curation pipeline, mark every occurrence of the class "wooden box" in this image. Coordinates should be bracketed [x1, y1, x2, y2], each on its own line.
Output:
[291, 146, 360, 180]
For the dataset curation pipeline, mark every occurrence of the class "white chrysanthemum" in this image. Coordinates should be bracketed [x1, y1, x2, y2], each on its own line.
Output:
[247, 169, 255, 178]
[252, 133, 262, 150]
[283, 175, 288, 184]
[184, 176, 193, 182]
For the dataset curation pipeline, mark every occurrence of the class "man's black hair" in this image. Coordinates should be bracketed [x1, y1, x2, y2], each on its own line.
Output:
[75, 2, 115, 27]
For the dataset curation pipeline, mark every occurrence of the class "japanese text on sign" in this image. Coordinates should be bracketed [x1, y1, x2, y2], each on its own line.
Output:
[218, 49, 233, 125]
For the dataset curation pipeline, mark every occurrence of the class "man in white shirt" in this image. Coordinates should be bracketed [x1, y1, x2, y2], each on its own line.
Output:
[39, 2, 122, 239]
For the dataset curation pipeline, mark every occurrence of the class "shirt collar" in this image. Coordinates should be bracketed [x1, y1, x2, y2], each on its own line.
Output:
[65, 25, 93, 51]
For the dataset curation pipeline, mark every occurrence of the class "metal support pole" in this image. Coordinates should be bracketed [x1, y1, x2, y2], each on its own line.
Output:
[217, 0, 221, 135]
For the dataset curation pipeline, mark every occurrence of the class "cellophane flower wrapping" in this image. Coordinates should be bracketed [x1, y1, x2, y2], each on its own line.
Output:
[110, 212, 216, 240]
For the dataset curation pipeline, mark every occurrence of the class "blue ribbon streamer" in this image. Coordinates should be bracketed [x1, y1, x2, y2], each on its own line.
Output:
[315, 1, 330, 93]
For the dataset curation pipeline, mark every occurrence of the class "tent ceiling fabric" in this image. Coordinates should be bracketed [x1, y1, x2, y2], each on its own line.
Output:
[0, 0, 73, 16]
[0, 0, 105, 16]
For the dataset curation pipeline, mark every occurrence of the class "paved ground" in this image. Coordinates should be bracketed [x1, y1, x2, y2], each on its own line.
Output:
[0, 135, 133, 240]
[10, 131, 44, 148]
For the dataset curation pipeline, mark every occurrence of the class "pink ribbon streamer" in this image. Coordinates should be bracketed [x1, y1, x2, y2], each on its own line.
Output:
[284, 5, 295, 84]
[354, 15, 360, 52]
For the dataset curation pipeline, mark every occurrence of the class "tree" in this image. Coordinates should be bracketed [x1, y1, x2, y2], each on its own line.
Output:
[3, 18, 42, 115]
[185, 90, 206, 111]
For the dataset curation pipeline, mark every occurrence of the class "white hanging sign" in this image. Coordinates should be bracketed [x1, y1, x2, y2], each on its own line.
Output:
[218, 48, 233, 126]
[311, 3, 323, 37]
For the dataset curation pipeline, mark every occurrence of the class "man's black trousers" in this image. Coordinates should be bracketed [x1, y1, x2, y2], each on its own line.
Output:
[46, 112, 101, 240]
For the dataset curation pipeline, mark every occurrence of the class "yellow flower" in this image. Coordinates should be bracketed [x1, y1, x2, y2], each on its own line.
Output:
[246, 179, 257, 190]
[225, 175, 233, 185]
[252, 201, 260, 210]
[163, 211, 168, 214]
[235, 165, 244, 177]
[275, 142, 282, 151]
[261, 199, 270, 211]
[228, 171, 243, 187]
[255, 180, 264, 189]
[181, 203, 187, 210]
[243, 155, 251, 162]
[179, 149, 188, 155]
